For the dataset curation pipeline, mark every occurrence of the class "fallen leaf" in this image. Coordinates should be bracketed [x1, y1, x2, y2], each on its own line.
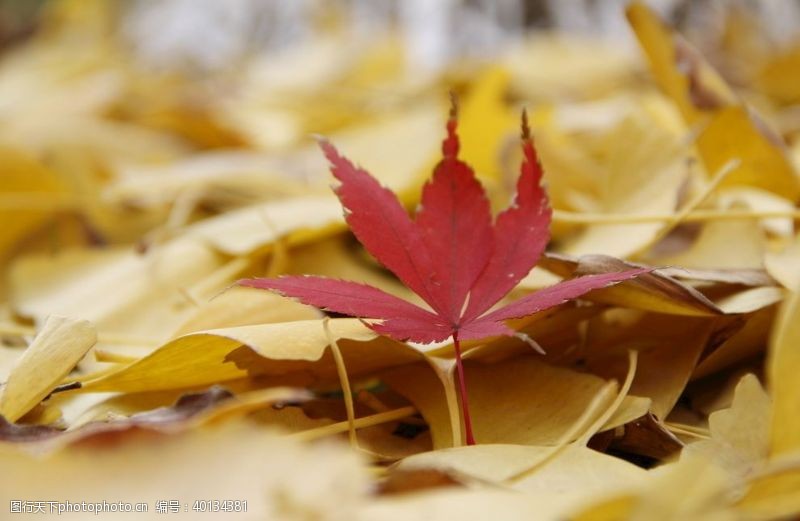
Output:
[0, 146, 66, 260]
[398, 443, 644, 507]
[657, 216, 765, 271]
[713, 286, 784, 315]
[736, 464, 800, 520]
[574, 455, 738, 521]
[0, 421, 368, 521]
[358, 488, 545, 521]
[186, 194, 345, 257]
[553, 112, 689, 258]
[586, 313, 715, 420]
[693, 306, 776, 379]
[9, 238, 224, 347]
[627, 1, 800, 200]
[0, 315, 96, 423]
[764, 234, 800, 290]
[682, 374, 770, 478]
[244, 107, 646, 342]
[172, 286, 321, 336]
[0, 416, 61, 442]
[80, 318, 421, 393]
[242, 104, 646, 444]
[537, 253, 722, 317]
[383, 357, 619, 449]
[767, 282, 800, 456]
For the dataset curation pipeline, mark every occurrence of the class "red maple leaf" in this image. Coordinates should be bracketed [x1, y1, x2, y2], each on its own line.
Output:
[240, 101, 647, 444]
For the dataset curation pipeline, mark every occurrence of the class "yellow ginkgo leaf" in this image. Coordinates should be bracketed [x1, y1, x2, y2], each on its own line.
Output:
[10, 238, 224, 349]
[80, 318, 421, 393]
[736, 464, 800, 520]
[757, 44, 800, 105]
[574, 455, 738, 521]
[185, 195, 345, 257]
[0, 146, 66, 261]
[0, 315, 96, 422]
[535, 254, 722, 317]
[398, 443, 644, 508]
[172, 286, 321, 337]
[627, 2, 800, 200]
[768, 282, 800, 456]
[765, 234, 800, 290]
[383, 356, 631, 449]
[586, 312, 715, 420]
[457, 67, 516, 188]
[682, 373, 770, 477]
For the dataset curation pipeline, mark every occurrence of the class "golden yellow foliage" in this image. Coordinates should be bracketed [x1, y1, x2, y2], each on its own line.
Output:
[0, 1, 799, 519]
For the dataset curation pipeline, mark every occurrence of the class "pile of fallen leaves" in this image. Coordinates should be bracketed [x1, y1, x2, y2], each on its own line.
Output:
[1, 1, 799, 519]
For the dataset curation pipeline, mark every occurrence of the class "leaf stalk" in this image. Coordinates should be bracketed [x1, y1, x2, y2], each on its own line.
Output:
[452, 332, 475, 445]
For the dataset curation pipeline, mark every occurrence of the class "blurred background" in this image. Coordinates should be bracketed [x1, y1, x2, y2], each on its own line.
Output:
[3, 0, 800, 72]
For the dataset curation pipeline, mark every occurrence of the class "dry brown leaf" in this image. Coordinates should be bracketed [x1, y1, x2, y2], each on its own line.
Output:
[65, 386, 307, 434]
[0, 416, 62, 442]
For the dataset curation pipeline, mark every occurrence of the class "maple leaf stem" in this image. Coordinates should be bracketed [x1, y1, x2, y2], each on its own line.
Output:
[452, 331, 476, 446]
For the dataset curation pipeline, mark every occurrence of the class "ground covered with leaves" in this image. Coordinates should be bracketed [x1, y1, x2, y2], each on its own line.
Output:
[1, 1, 800, 520]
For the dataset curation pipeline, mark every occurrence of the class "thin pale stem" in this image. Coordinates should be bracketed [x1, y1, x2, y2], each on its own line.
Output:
[429, 358, 463, 447]
[554, 208, 800, 225]
[452, 332, 475, 445]
[323, 318, 359, 449]
[507, 381, 617, 483]
[290, 406, 417, 442]
[664, 421, 711, 440]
